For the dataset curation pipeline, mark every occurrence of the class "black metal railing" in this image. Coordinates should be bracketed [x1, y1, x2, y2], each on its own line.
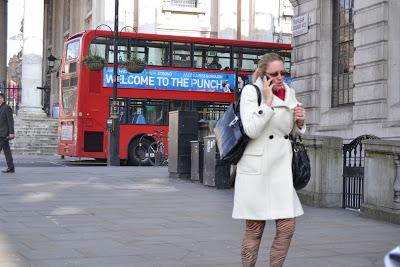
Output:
[0, 87, 22, 114]
[342, 135, 379, 209]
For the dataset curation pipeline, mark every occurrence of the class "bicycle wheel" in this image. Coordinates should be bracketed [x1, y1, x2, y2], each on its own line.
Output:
[147, 141, 158, 166]
[155, 141, 165, 166]
[128, 138, 152, 166]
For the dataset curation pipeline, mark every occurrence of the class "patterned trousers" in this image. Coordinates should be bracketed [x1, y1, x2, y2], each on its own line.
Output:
[241, 218, 296, 267]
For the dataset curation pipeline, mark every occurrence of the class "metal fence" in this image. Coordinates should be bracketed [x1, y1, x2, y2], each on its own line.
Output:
[342, 135, 379, 209]
[0, 87, 22, 114]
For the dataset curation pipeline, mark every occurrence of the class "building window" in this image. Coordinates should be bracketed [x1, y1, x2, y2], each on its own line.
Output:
[171, 0, 198, 8]
[332, 0, 354, 107]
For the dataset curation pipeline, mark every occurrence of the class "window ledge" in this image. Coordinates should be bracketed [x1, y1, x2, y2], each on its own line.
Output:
[162, 4, 206, 14]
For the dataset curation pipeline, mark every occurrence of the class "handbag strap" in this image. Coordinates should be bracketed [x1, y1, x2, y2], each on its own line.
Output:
[252, 84, 262, 106]
[289, 134, 303, 143]
[234, 84, 262, 113]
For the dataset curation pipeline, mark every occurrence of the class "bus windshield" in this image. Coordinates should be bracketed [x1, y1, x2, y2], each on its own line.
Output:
[61, 39, 80, 115]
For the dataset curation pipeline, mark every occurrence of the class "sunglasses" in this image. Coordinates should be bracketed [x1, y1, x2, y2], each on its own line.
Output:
[266, 71, 287, 77]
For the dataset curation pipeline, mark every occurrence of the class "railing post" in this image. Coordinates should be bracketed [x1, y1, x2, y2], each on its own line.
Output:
[394, 156, 400, 210]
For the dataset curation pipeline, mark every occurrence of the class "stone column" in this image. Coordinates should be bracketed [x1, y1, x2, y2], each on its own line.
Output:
[218, 0, 237, 39]
[253, 0, 276, 42]
[19, 0, 46, 116]
[394, 157, 400, 210]
[352, 0, 389, 136]
[137, 0, 157, 34]
[0, 0, 7, 87]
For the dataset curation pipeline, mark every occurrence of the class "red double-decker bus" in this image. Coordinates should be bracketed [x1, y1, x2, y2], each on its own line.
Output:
[58, 30, 291, 165]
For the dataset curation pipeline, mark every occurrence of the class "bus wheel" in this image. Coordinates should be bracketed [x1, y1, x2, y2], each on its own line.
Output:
[128, 138, 153, 166]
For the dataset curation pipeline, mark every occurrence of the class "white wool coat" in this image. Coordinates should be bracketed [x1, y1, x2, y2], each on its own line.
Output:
[232, 78, 306, 220]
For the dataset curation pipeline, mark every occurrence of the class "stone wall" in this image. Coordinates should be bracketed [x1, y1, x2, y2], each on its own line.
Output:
[361, 139, 400, 224]
[297, 135, 343, 208]
[290, 0, 400, 141]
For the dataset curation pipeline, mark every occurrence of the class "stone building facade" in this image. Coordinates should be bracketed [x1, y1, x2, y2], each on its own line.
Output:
[289, 0, 400, 141]
[43, 0, 294, 114]
[0, 0, 7, 86]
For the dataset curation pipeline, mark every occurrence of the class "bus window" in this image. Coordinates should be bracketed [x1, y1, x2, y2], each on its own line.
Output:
[129, 45, 145, 63]
[143, 100, 168, 125]
[146, 40, 170, 66]
[127, 100, 146, 125]
[193, 101, 228, 121]
[206, 45, 230, 70]
[193, 44, 207, 68]
[194, 44, 231, 70]
[172, 42, 191, 68]
[234, 47, 291, 71]
[89, 42, 106, 59]
[170, 100, 190, 112]
[108, 45, 128, 64]
[61, 82, 77, 115]
[114, 99, 127, 124]
[240, 53, 258, 70]
[66, 40, 80, 61]
[234, 47, 266, 70]
[127, 99, 168, 125]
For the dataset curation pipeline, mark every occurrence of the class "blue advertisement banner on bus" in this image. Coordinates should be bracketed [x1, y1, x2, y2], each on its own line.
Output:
[103, 67, 236, 93]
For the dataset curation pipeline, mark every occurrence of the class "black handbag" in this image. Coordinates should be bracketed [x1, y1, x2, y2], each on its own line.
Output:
[290, 135, 311, 190]
[214, 85, 261, 164]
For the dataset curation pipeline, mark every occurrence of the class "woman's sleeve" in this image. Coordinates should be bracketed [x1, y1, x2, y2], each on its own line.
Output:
[291, 123, 306, 137]
[290, 88, 306, 137]
[239, 85, 275, 139]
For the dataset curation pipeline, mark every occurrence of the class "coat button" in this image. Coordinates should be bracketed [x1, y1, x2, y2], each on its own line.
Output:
[284, 135, 289, 139]
[258, 110, 263, 115]
[269, 135, 274, 139]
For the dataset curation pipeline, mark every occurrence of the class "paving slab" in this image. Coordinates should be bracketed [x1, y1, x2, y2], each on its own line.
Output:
[0, 164, 399, 267]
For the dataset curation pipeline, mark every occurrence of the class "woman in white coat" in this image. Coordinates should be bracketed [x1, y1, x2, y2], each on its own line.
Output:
[233, 53, 306, 267]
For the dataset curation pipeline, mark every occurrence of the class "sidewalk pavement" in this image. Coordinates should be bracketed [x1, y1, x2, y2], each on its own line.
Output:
[0, 166, 399, 267]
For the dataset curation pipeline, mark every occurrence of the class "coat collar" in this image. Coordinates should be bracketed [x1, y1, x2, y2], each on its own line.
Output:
[254, 78, 299, 109]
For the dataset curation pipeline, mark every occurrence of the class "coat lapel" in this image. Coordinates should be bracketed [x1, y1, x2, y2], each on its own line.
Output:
[271, 83, 298, 109]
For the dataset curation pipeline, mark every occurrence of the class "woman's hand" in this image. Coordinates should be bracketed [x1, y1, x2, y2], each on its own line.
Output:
[294, 105, 306, 128]
[263, 77, 274, 107]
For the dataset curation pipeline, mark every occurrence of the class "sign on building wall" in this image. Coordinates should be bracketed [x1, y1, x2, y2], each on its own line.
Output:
[292, 13, 309, 37]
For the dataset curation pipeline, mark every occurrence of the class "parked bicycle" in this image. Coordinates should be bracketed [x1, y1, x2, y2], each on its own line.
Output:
[148, 130, 168, 166]
[134, 130, 167, 166]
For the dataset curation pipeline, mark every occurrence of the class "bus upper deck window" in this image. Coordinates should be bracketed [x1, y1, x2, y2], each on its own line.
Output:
[66, 41, 80, 61]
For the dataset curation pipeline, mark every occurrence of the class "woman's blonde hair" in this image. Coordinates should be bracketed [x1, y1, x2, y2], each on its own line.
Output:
[252, 53, 284, 83]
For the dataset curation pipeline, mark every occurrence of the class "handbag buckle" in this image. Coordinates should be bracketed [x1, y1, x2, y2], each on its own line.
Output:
[229, 116, 239, 127]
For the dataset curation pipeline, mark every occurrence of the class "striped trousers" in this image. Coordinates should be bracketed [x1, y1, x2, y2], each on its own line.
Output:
[241, 218, 296, 267]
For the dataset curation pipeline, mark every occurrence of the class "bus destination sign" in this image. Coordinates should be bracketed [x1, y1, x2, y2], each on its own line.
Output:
[103, 68, 236, 93]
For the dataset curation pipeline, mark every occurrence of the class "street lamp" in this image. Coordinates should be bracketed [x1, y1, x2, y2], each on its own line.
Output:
[108, 0, 121, 166]
[105, 0, 143, 166]
[47, 54, 59, 74]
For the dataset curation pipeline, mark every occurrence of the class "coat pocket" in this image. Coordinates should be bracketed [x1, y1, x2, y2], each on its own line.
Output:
[237, 144, 263, 175]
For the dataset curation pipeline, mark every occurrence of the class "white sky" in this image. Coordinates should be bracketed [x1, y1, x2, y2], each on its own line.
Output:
[7, 0, 24, 62]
